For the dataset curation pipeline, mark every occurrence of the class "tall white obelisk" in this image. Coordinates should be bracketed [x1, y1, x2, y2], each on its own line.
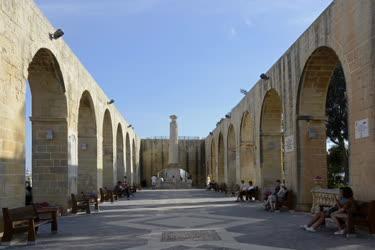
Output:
[168, 115, 179, 165]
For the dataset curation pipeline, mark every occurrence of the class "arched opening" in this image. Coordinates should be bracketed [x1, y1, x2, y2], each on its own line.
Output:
[77, 91, 97, 193]
[227, 124, 236, 185]
[240, 112, 254, 182]
[125, 133, 131, 181]
[132, 139, 136, 184]
[297, 47, 349, 208]
[116, 124, 125, 182]
[260, 89, 283, 191]
[102, 110, 114, 188]
[210, 139, 217, 182]
[27, 48, 68, 205]
[218, 133, 225, 183]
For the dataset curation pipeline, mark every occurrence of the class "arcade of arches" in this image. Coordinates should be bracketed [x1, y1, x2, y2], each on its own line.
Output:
[1, 0, 375, 224]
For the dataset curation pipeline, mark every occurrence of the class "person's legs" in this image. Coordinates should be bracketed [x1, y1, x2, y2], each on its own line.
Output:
[306, 212, 322, 227]
[331, 211, 348, 234]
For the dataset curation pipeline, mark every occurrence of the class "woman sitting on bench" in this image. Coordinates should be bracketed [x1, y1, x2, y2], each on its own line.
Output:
[264, 184, 287, 211]
[301, 186, 353, 233]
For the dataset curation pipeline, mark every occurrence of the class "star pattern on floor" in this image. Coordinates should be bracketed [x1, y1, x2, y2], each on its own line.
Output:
[106, 210, 291, 250]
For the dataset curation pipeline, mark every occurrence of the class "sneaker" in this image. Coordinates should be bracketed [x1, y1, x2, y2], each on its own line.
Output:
[300, 225, 309, 230]
[306, 227, 316, 232]
[334, 229, 345, 235]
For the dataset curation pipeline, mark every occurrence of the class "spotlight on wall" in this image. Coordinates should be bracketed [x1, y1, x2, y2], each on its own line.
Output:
[240, 89, 248, 95]
[49, 29, 64, 40]
[107, 99, 115, 105]
[260, 73, 269, 80]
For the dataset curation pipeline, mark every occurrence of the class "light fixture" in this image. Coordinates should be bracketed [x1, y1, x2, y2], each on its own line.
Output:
[127, 125, 132, 128]
[209, 132, 213, 136]
[225, 114, 231, 119]
[49, 29, 64, 40]
[107, 99, 115, 105]
[260, 73, 269, 80]
[240, 89, 248, 95]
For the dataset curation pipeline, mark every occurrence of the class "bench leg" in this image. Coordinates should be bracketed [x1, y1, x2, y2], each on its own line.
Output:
[1, 229, 13, 244]
[86, 204, 91, 214]
[27, 219, 36, 242]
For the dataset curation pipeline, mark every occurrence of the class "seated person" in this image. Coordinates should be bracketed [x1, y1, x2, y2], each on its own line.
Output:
[331, 186, 354, 235]
[263, 180, 281, 210]
[114, 181, 125, 196]
[301, 186, 353, 233]
[246, 181, 256, 201]
[236, 180, 248, 202]
[264, 184, 287, 211]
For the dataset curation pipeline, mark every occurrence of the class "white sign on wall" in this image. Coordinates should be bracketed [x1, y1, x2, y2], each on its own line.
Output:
[355, 118, 369, 139]
[284, 135, 294, 153]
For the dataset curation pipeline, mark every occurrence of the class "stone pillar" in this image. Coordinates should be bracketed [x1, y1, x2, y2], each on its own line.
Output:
[168, 115, 179, 165]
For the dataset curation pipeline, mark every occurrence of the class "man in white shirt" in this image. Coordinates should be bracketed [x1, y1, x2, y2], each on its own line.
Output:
[236, 180, 248, 202]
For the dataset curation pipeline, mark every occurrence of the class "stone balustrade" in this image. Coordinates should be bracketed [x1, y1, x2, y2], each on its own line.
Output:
[310, 188, 340, 213]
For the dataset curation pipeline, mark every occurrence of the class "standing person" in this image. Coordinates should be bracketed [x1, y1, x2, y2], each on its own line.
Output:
[122, 176, 130, 200]
[25, 181, 33, 205]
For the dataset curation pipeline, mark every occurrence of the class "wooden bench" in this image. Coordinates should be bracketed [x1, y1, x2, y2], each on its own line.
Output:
[71, 193, 99, 214]
[99, 188, 117, 203]
[347, 200, 375, 235]
[1, 205, 58, 244]
[276, 190, 294, 210]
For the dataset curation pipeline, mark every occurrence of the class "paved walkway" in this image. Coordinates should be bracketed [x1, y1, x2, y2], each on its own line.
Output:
[2, 189, 375, 250]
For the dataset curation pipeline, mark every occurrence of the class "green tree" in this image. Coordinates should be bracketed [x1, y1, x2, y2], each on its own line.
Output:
[326, 64, 349, 186]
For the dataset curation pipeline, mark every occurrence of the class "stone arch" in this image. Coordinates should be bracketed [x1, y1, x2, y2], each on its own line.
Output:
[210, 139, 217, 181]
[296, 46, 349, 208]
[260, 89, 283, 190]
[240, 111, 254, 182]
[227, 124, 236, 185]
[132, 139, 136, 184]
[28, 48, 68, 205]
[218, 133, 225, 183]
[102, 109, 114, 188]
[125, 133, 131, 181]
[116, 124, 125, 182]
[77, 90, 97, 193]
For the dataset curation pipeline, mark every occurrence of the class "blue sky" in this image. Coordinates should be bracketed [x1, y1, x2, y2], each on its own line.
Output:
[33, 0, 332, 138]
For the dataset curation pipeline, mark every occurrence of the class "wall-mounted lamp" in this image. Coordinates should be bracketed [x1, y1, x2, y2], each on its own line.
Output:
[46, 129, 54, 140]
[240, 89, 248, 95]
[49, 29, 64, 40]
[107, 99, 115, 105]
[260, 73, 269, 80]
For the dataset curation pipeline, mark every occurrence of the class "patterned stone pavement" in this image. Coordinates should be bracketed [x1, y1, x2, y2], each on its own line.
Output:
[2, 189, 375, 250]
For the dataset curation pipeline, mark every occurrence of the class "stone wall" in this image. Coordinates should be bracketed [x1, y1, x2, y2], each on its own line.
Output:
[0, 0, 141, 224]
[140, 139, 206, 187]
[205, 0, 375, 210]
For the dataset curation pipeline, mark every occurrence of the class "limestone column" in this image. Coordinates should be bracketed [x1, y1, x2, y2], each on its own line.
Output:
[168, 115, 179, 165]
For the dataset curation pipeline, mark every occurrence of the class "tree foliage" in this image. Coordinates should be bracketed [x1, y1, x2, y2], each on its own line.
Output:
[326, 64, 349, 187]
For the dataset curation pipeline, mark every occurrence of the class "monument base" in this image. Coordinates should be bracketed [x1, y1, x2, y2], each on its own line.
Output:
[156, 165, 192, 189]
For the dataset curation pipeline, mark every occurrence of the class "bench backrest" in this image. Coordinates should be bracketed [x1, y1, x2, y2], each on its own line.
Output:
[2, 205, 37, 224]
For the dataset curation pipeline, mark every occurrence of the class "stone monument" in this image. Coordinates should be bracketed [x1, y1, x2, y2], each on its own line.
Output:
[157, 115, 192, 189]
